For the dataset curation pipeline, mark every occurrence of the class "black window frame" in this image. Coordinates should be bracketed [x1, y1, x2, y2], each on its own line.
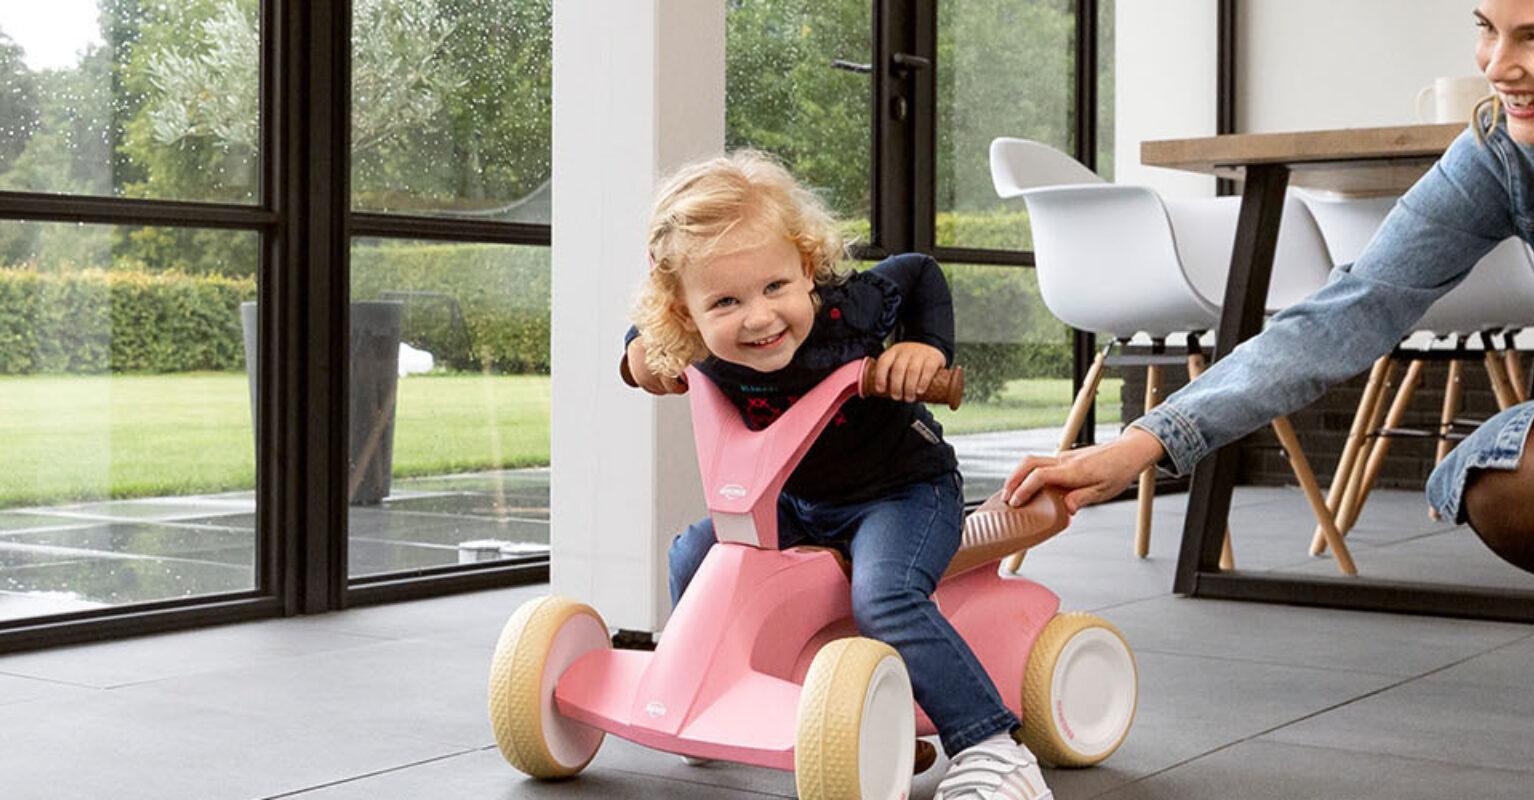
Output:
[869, 0, 1104, 451]
[0, 0, 548, 654]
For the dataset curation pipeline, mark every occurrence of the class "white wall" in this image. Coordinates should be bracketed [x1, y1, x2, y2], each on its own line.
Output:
[1114, 0, 1474, 197]
[549, 1, 722, 632]
[1114, 0, 1219, 197]
[1238, 0, 1478, 133]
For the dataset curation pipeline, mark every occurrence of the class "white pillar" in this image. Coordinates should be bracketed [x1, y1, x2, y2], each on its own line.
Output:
[550, 0, 724, 632]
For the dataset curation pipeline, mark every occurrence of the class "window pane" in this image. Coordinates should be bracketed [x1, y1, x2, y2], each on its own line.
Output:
[347, 238, 550, 578]
[0, 1, 260, 203]
[935, 0, 1077, 251]
[0, 220, 259, 622]
[350, 1, 552, 222]
[1097, 0, 1116, 180]
[726, 0, 872, 232]
[929, 263, 1119, 503]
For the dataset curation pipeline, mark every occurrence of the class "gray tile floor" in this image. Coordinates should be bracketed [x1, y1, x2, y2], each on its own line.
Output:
[2, 486, 1532, 799]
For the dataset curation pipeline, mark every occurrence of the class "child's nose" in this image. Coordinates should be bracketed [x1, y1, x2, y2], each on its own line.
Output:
[744, 301, 774, 328]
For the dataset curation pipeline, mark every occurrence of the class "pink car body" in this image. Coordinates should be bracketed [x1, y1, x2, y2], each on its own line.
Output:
[553, 359, 1062, 769]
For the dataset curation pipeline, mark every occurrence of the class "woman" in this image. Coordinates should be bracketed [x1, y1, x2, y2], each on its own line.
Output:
[1005, 0, 1534, 572]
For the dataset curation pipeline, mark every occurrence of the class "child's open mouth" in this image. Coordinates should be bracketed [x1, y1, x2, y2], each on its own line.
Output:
[742, 331, 786, 349]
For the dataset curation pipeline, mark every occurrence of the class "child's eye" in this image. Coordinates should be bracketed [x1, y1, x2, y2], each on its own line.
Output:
[712, 297, 737, 309]
[765, 280, 786, 293]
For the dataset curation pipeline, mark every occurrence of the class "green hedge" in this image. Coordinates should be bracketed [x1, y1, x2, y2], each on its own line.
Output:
[351, 242, 551, 373]
[0, 267, 254, 374]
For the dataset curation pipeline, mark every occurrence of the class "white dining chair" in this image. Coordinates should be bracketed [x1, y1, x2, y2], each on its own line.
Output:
[1296, 192, 1534, 550]
[991, 137, 1357, 575]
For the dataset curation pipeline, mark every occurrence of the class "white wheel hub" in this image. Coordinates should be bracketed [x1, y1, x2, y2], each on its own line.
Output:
[540, 612, 609, 768]
[859, 656, 916, 799]
[1049, 627, 1137, 758]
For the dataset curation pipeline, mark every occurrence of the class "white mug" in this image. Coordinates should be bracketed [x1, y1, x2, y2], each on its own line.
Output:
[1416, 76, 1491, 123]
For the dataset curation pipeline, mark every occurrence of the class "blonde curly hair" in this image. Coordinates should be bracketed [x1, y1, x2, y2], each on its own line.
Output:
[632, 150, 846, 378]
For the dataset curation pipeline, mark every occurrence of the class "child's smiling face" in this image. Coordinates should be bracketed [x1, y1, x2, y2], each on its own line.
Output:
[678, 230, 816, 373]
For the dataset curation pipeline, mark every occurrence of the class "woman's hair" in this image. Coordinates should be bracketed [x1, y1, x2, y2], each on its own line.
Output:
[632, 150, 846, 377]
[1473, 93, 1503, 144]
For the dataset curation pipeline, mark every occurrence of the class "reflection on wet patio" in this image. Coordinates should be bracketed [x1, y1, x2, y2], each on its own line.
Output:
[0, 468, 551, 622]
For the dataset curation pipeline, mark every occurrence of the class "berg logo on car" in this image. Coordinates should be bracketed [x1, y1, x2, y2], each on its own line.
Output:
[717, 484, 747, 499]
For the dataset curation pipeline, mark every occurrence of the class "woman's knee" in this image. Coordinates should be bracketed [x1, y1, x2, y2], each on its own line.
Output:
[1462, 456, 1534, 573]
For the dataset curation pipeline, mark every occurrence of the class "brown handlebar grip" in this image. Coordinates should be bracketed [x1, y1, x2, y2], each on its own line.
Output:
[860, 359, 964, 410]
[619, 354, 639, 387]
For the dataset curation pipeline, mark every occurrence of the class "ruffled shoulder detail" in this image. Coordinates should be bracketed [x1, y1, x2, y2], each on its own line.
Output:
[830, 269, 902, 340]
[791, 271, 903, 372]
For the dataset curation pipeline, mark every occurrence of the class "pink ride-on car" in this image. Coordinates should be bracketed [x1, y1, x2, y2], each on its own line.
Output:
[488, 358, 1138, 800]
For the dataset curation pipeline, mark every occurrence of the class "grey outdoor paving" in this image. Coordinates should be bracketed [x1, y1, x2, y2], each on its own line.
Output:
[0, 474, 553, 621]
[1, 483, 1531, 799]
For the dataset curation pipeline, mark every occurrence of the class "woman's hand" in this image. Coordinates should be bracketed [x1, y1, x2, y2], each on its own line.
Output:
[624, 337, 687, 395]
[1004, 427, 1168, 513]
[870, 342, 946, 402]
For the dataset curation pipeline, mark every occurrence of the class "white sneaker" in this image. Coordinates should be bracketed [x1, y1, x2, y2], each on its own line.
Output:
[680, 755, 713, 767]
[934, 732, 1053, 800]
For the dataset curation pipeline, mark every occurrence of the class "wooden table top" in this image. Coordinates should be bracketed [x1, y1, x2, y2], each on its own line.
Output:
[1141, 123, 1466, 195]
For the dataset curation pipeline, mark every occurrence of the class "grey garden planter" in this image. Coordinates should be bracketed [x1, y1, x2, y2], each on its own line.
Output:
[241, 301, 404, 505]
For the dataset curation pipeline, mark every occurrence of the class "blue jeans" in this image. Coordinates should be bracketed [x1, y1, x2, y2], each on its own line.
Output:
[667, 472, 1017, 755]
[1133, 122, 1534, 522]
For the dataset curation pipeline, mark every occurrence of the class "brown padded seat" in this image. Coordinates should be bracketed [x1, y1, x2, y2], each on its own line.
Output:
[785, 489, 1069, 582]
[942, 489, 1070, 579]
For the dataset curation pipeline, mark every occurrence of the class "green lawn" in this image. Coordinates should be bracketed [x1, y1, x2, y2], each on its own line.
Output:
[0, 373, 550, 509]
[934, 376, 1122, 436]
[0, 373, 1118, 508]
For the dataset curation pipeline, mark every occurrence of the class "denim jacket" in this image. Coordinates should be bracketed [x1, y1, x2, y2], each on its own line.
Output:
[1133, 121, 1534, 522]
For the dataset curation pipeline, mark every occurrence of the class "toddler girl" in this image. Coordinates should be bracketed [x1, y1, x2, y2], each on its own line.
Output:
[623, 150, 1051, 800]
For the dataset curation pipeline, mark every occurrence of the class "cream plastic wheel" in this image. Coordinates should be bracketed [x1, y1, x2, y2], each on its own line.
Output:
[1020, 612, 1137, 767]
[794, 637, 915, 800]
[488, 595, 610, 778]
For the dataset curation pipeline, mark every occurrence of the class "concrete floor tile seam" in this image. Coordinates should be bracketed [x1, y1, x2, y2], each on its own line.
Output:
[1244, 735, 1534, 777]
[1124, 646, 1410, 679]
[22, 508, 252, 525]
[0, 539, 253, 568]
[602, 765, 797, 798]
[94, 638, 487, 691]
[355, 506, 551, 525]
[0, 668, 105, 690]
[348, 536, 463, 552]
[257, 746, 492, 800]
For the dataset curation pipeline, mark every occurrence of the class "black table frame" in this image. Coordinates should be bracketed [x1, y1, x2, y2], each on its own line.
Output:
[1172, 163, 1534, 623]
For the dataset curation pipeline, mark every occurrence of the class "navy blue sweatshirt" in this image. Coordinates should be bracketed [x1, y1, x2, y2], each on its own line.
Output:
[629, 252, 959, 503]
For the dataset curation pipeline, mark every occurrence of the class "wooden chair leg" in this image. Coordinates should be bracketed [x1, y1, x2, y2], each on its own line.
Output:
[1313, 358, 1393, 555]
[1504, 347, 1528, 404]
[1187, 353, 1235, 570]
[1134, 362, 1163, 559]
[1435, 359, 1464, 467]
[1485, 349, 1518, 411]
[1271, 415, 1357, 576]
[1055, 346, 1110, 453]
[1002, 345, 1110, 576]
[1335, 359, 1424, 537]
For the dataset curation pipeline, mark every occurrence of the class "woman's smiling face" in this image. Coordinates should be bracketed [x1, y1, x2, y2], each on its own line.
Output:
[1477, 0, 1534, 143]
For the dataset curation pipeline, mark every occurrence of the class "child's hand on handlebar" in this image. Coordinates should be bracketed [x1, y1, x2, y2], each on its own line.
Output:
[870, 342, 946, 403]
[625, 338, 688, 395]
[1003, 427, 1168, 514]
